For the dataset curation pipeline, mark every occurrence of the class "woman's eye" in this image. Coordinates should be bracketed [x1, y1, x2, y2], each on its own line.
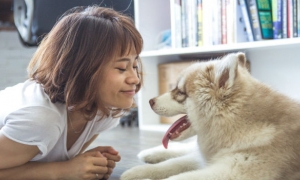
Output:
[117, 68, 126, 72]
[133, 66, 138, 69]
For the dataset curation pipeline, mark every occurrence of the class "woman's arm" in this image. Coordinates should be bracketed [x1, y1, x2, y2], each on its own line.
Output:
[0, 132, 40, 169]
[0, 132, 108, 180]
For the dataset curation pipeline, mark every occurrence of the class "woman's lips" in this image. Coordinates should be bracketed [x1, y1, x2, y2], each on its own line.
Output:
[121, 90, 136, 96]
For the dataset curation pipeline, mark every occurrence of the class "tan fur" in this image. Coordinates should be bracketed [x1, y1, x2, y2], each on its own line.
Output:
[121, 52, 300, 180]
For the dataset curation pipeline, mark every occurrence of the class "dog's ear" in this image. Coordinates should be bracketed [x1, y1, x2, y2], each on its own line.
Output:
[237, 52, 247, 68]
[215, 53, 243, 88]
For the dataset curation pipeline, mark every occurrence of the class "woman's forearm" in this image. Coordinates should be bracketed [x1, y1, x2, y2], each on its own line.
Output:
[0, 161, 68, 180]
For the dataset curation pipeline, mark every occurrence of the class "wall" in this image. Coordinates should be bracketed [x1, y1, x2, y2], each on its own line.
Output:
[0, 31, 37, 90]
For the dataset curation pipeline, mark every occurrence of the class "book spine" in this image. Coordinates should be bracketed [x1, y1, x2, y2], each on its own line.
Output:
[282, 0, 288, 38]
[272, 0, 283, 39]
[292, 0, 298, 37]
[247, 0, 263, 40]
[257, 0, 273, 39]
[187, 0, 194, 47]
[171, 0, 182, 48]
[221, 0, 228, 43]
[235, 0, 251, 42]
[287, 0, 293, 38]
[202, 0, 213, 45]
[197, 0, 203, 46]
[212, 0, 222, 45]
[181, 0, 188, 47]
[298, 0, 300, 36]
[239, 0, 254, 41]
[227, 0, 235, 44]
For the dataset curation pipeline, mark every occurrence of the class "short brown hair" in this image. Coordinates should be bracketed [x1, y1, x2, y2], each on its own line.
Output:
[28, 5, 143, 120]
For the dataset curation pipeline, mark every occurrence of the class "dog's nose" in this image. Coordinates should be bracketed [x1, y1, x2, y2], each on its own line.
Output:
[149, 99, 155, 107]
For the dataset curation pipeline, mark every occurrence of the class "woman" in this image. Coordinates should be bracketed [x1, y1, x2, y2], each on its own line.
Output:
[0, 5, 143, 180]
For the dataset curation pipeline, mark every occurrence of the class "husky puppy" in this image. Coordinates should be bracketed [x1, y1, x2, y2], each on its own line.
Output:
[121, 52, 300, 180]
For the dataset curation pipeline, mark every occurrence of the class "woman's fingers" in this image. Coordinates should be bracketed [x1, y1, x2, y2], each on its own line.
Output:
[102, 152, 121, 162]
[106, 159, 116, 169]
[91, 146, 119, 155]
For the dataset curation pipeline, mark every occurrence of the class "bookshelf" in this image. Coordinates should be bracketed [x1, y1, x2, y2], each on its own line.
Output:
[134, 0, 300, 131]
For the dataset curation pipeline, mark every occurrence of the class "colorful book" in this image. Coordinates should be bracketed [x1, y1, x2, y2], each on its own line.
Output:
[272, 0, 283, 39]
[246, 0, 263, 40]
[256, 0, 273, 39]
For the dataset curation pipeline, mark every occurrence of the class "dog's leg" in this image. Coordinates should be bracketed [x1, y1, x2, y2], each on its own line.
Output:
[120, 151, 204, 180]
[138, 141, 198, 164]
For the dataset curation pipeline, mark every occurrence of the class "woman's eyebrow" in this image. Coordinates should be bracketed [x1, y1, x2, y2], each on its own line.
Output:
[116, 56, 139, 62]
[116, 58, 130, 62]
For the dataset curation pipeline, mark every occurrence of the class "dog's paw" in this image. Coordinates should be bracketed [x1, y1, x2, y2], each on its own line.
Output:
[138, 144, 190, 164]
[138, 146, 167, 164]
[120, 165, 153, 180]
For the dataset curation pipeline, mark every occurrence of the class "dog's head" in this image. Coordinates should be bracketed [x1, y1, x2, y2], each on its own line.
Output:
[149, 52, 250, 148]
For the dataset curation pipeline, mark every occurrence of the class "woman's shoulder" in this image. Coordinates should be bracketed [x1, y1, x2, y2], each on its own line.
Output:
[0, 80, 66, 127]
[0, 80, 65, 112]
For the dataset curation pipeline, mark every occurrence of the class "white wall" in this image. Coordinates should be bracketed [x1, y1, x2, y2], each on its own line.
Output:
[0, 31, 37, 90]
[247, 45, 300, 101]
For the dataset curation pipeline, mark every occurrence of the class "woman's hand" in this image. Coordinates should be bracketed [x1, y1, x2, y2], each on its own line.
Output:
[66, 150, 109, 180]
[86, 146, 121, 179]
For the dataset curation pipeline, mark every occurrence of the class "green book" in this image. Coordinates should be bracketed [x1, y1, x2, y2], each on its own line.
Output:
[256, 0, 273, 39]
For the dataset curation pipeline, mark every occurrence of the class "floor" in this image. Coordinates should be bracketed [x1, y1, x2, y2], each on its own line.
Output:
[88, 124, 166, 180]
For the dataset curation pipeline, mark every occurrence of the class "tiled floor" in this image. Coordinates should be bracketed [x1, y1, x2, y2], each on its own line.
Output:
[88, 124, 166, 180]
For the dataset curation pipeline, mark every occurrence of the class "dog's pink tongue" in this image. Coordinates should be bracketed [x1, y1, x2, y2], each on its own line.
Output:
[162, 115, 188, 149]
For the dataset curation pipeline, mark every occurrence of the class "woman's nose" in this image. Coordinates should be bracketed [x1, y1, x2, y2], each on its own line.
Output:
[127, 70, 140, 85]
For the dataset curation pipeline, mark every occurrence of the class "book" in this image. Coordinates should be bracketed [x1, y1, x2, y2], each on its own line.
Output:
[197, 0, 203, 46]
[212, 0, 222, 45]
[246, 0, 263, 40]
[186, 0, 198, 47]
[170, 0, 182, 48]
[287, 0, 293, 38]
[227, 0, 235, 43]
[282, 0, 288, 38]
[202, 0, 214, 45]
[221, 0, 228, 44]
[239, 0, 255, 41]
[292, 0, 298, 37]
[256, 0, 273, 39]
[234, 0, 251, 42]
[272, 0, 283, 39]
[298, 0, 300, 36]
[181, 0, 188, 47]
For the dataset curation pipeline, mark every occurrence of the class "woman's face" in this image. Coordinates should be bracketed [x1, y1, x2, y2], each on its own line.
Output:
[99, 49, 140, 109]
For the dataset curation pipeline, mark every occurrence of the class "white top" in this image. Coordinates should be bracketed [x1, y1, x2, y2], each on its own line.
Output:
[0, 80, 119, 162]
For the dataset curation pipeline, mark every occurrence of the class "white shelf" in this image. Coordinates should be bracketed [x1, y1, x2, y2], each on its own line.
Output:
[141, 38, 300, 58]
